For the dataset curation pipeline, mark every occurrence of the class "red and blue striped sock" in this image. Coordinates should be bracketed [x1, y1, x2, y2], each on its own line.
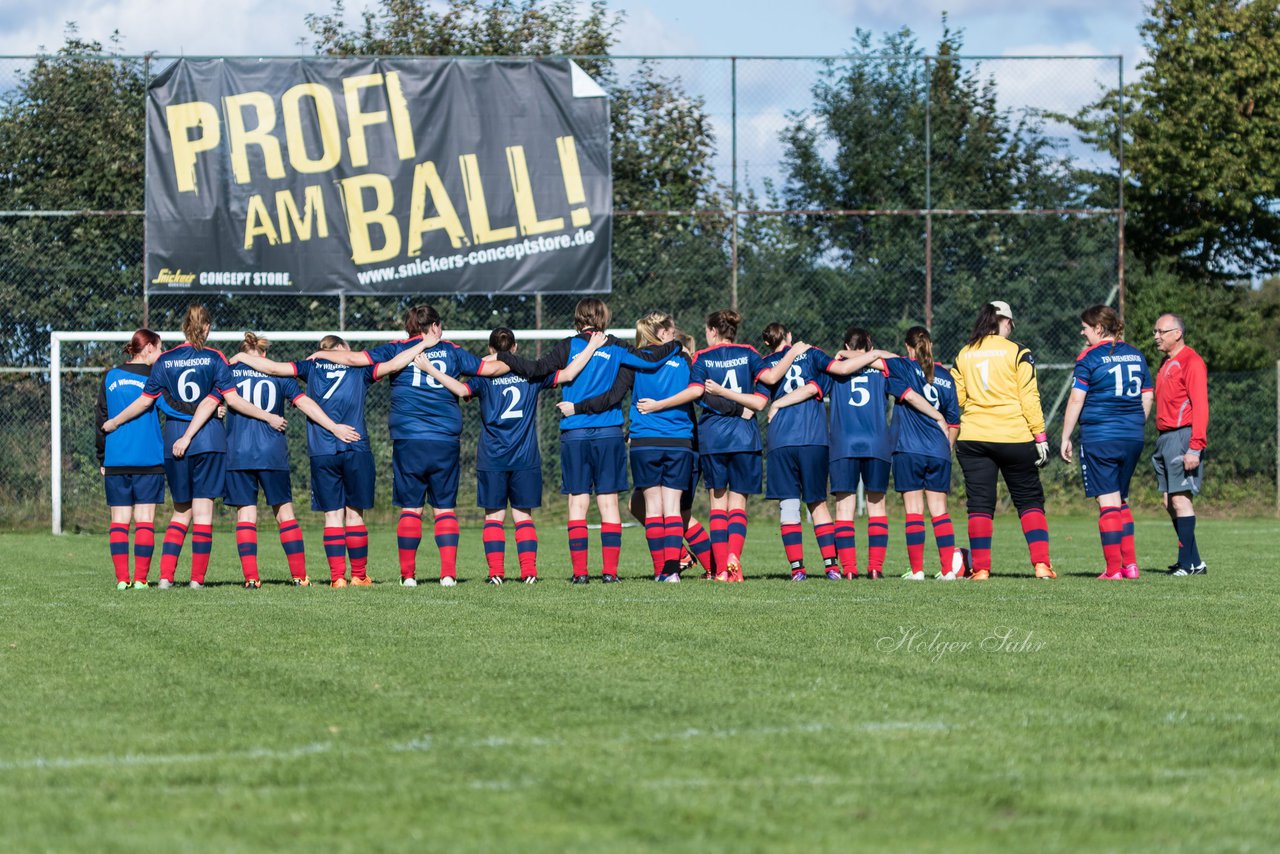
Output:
[932, 514, 955, 573]
[904, 513, 926, 573]
[109, 523, 130, 583]
[483, 520, 506, 578]
[1099, 507, 1123, 574]
[814, 521, 837, 568]
[867, 515, 889, 573]
[159, 521, 188, 583]
[396, 510, 422, 580]
[967, 513, 993, 572]
[780, 522, 805, 570]
[515, 519, 538, 579]
[278, 520, 307, 580]
[644, 516, 666, 577]
[834, 520, 857, 575]
[323, 526, 347, 582]
[1019, 508, 1051, 566]
[727, 509, 748, 561]
[709, 510, 730, 574]
[235, 522, 259, 582]
[434, 511, 460, 579]
[1119, 503, 1137, 567]
[344, 524, 367, 579]
[600, 521, 622, 578]
[133, 522, 154, 583]
[663, 516, 684, 573]
[568, 520, 589, 577]
[190, 523, 213, 584]
[685, 518, 713, 572]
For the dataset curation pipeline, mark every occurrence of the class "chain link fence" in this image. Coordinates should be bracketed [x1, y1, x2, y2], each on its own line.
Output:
[5, 51, 1268, 529]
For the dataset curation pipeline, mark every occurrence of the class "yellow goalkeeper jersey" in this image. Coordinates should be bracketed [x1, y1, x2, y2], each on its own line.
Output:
[950, 335, 1046, 443]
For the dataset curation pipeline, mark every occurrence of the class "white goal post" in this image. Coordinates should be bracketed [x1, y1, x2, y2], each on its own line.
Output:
[49, 328, 606, 535]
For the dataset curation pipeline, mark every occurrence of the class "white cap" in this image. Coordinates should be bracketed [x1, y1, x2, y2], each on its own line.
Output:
[989, 300, 1013, 320]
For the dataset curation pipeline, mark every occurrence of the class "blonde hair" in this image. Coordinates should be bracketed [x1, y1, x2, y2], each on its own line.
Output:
[240, 331, 269, 354]
[905, 326, 935, 385]
[318, 334, 347, 350]
[635, 311, 674, 348]
[182, 304, 212, 350]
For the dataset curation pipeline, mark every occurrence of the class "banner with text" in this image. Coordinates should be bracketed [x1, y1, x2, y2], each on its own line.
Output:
[146, 57, 611, 295]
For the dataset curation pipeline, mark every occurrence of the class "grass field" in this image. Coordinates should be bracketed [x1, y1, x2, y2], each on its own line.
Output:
[1, 515, 1276, 852]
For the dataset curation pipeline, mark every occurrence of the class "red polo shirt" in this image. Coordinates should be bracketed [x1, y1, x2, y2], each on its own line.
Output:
[1154, 344, 1208, 451]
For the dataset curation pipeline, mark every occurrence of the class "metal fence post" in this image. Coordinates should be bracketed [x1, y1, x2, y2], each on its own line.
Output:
[50, 333, 62, 535]
[142, 52, 153, 328]
[1275, 359, 1279, 517]
[1117, 56, 1126, 320]
[924, 56, 933, 330]
[730, 56, 739, 311]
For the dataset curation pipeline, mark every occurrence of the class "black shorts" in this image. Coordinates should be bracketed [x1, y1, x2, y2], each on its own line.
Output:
[955, 440, 1043, 516]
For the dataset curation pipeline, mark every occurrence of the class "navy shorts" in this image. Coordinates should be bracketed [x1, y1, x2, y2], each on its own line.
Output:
[310, 451, 375, 512]
[561, 437, 628, 495]
[766, 445, 829, 503]
[165, 452, 226, 504]
[477, 467, 542, 510]
[225, 469, 293, 507]
[892, 452, 952, 493]
[631, 446, 695, 491]
[700, 451, 763, 495]
[681, 457, 702, 511]
[830, 456, 891, 495]
[1081, 438, 1144, 499]
[393, 439, 461, 509]
[104, 472, 165, 507]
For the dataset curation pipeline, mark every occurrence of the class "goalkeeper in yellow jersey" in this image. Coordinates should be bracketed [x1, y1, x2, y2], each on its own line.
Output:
[950, 301, 1054, 580]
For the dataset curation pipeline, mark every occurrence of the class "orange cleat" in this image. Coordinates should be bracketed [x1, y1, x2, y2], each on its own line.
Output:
[968, 569, 991, 581]
[331, 578, 349, 588]
[1034, 562, 1057, 580]
[350, 575, 373, 587]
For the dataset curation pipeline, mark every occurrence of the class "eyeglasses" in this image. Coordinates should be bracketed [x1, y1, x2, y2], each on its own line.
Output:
[1152, 328, 1179, 337]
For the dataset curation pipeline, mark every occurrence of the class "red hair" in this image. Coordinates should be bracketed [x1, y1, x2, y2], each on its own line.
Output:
[124, 328, 161, 358]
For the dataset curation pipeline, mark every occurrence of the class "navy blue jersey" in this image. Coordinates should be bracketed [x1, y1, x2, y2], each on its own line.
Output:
[465, 370, 555, 471]
[143, 343, 234, 457]
[758, 346, 832, 449]
[226, 365, 302, 471]
[689, 343, 768, 454]
[96, 363, 163, 471]
[630, 352, 694, 441]
[826, 360, 893, 461]
[294, 359, 374, 456]
[498, 333, 679, 431]
[1073, 341, 1153, 444]
[365, 337, 484, 441]
[885, 358, 959, 461]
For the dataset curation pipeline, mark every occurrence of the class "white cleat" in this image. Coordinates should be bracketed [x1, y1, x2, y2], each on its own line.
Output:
[157, 579, 173, 589]
[188, 580, 205, 589]
[439, 576, 457, 587]
[901, 571, 925, 581]
[400, 577, 418, 588]
[936, 570, 958, 581]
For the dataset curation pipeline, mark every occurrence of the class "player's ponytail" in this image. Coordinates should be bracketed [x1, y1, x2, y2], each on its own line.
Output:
[843, 326, 873, 352]
[182, 304, 212, 350]
[574, 297, 611, 332]
[966, 304, 1002, 349]
[635, 311, 673, 348]
[761, 322, 788, 351]
[488, 327, 517, 353]
[1080, 304, 1123, 354]
[318, 334, 347, 351]
[905, 326, 935, 385]
[706, 309, 741, 343]
[124, 328, 161, 359]
[240, 331, 269, 355]
[404, 304, 441, 337]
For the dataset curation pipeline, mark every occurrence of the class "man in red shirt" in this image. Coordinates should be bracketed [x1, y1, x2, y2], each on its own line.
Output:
[1152, 313, 1208, 575]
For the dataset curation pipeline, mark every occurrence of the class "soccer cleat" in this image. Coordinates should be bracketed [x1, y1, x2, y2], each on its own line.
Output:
[1171, 563, 1207, 577]
[1033, 562, 1057, 580]
[714, 569, 731, 583]
[400, 577, 417, 588]
[350, 576, 373, 587]
[701, 569, 715, 581]
[522, 575, 538, 585]
[868, 569, 883, 580]
[600, 573, 619, 584]
[658, 572, 681, 583]
[116, 581, 129, 591]
[901, 571, 925, 581]
[439, 576, 457, 587]
[486, 575, 504, 586]
[825, 569, 843, 581]
[791, 570, 808, 582]
[842, 571, 859, 580]
[936, 570, 958, 581]
[132, 580, 148, 590]
[243, 579, 262, 589]
[291, 576, 311, 587]
[157, 579, 174, 589]
[1120, 564, 1140, 579]
[1167, 562, 1182, 572]
[968, 569, 990, 581]
[728, 567, 745, 583]
[678, 552, 697, 573]
[188, 580, 205, 589]
[1097, 569, 1124, 580]
[571, 574, 590, 585]
[331, 578, 348, 589]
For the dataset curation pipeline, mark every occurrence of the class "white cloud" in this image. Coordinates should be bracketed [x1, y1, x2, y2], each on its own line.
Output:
[614, 3, 700, 55]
